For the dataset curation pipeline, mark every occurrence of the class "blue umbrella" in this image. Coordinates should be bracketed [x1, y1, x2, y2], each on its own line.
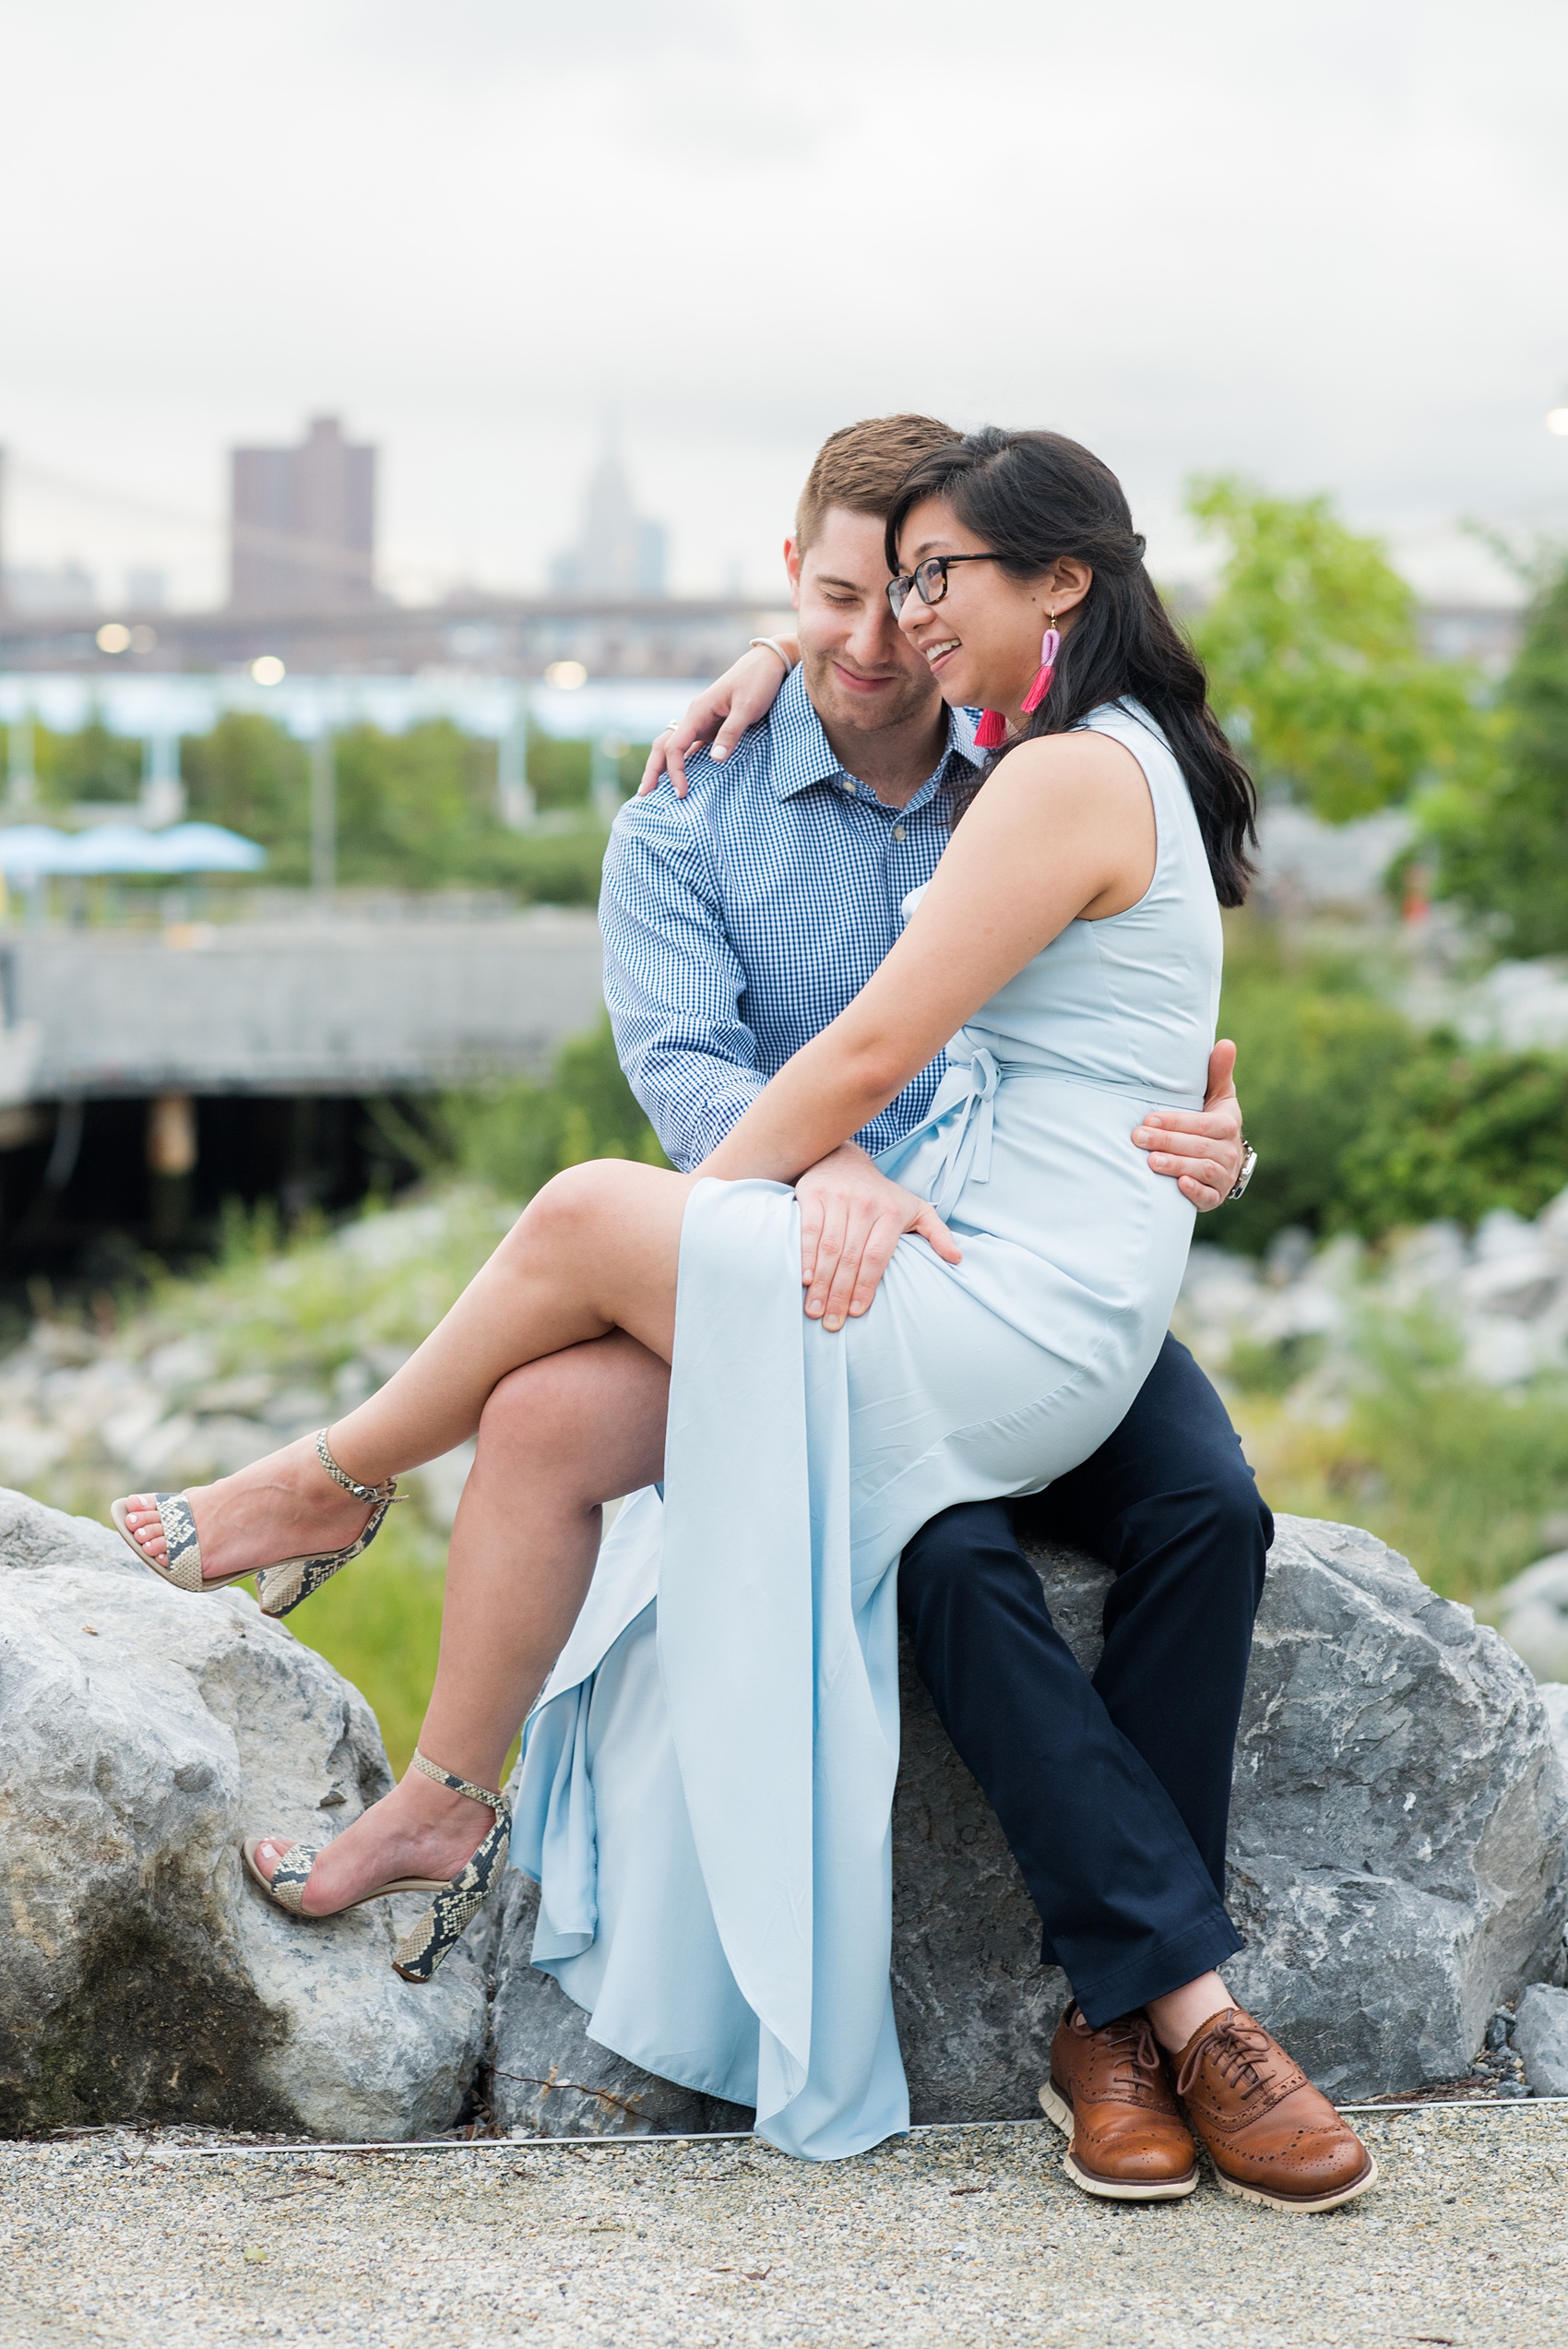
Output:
[59, 824, 171, 875]
[40, 822, 269, 876]
[149, 822, 268, 874]
[0, 818, 267, 878]
[0, 825, 75, 876]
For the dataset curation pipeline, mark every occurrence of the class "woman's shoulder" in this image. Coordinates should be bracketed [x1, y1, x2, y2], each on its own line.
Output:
[1071, 697, 1169, 750]
[991, 714, 1149, 795]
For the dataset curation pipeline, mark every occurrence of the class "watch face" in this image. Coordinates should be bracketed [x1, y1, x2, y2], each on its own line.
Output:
[1229, 1144, 1257, 1200]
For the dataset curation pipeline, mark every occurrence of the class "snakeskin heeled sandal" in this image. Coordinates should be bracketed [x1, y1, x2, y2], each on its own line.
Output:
[109, 1429, 405, 1618]
[242, 1749, 512, 1984]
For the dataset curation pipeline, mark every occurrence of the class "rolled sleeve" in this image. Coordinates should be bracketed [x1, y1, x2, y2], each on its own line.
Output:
[600, 796, 768, 1172]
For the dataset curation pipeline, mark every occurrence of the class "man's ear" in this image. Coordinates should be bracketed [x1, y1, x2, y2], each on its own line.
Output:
[784, 536, 802, 608]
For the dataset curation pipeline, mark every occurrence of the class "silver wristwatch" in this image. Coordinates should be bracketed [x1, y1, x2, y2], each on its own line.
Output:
[1228, 1138, 1257, 1202]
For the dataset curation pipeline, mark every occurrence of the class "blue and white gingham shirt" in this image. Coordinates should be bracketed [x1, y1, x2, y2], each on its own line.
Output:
[600, 662, 983, 1170]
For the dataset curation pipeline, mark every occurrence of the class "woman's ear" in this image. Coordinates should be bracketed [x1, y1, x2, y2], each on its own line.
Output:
[1049, 559, 1093, 621]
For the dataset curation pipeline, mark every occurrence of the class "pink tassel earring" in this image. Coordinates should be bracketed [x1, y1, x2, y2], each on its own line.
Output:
[974, 709, 1007, 749]
[1020, 620, 1062, 717]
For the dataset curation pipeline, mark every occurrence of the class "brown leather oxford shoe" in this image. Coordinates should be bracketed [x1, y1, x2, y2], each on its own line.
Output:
[1173, 2005, 1378, 2212]
[1039, 2003, 1199, 2200]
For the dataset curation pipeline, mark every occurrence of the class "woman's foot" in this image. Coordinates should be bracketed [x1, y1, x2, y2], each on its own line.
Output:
[248, 1764, 496, 1917]
[119, 1432, 376, 1583]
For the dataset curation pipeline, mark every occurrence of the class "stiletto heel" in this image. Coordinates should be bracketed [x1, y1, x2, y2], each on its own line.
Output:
[110, 1428, 405, 1617]
[243, 1749, 511, 1983]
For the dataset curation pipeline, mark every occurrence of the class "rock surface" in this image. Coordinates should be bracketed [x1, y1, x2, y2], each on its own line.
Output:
[493, 1511, 1568, 2130]
[8, 1485, 1566, 2140]
[1513, 1982, 1568, 2095]
[486, 1873, 751, 2139]
[0, 1489, 487, 2140]
[1178, 1186, 1568, 1396]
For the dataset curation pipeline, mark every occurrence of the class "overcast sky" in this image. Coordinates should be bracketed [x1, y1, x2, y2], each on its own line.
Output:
[4, 0, 1567, 609]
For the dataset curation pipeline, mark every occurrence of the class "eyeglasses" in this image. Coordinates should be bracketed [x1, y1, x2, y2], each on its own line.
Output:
[885, 553, 1004, 618]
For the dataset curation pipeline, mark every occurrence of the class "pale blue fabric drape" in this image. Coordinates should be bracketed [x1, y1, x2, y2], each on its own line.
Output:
[509, 701, 1223, 2160]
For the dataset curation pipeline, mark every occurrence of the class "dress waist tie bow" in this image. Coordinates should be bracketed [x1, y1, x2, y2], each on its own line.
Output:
[922, 1044, 1001, 1223]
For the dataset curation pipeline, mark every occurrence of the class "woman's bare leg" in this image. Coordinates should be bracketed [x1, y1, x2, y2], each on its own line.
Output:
[123, 1160, 695, 1575]
[249, 1329, 671, 1912]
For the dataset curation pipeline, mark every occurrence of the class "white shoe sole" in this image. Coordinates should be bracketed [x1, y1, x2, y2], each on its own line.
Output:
[1039, 2081, 1199, 2201]
[1212, 2152, 1380, 2213]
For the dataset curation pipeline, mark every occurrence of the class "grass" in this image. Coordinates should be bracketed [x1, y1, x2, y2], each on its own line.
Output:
[1227, 1317, 1568, 1603]
[15, 1191, 516, 1775]
[286, 1507, 452, 1774]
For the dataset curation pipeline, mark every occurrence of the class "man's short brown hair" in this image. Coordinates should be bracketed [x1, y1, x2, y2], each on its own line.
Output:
[794, 413, 961, 552]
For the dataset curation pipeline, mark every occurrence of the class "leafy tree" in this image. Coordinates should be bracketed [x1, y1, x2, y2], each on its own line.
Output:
[181, 712, 311, 880]
[1187, 478, 1478, 822]
[29, 714, 142, 807]
[527, 734, 590, 810]
[1414, 555, 1568, 954]
[22, 710, 645, 905]
[331, 719, 495, 887]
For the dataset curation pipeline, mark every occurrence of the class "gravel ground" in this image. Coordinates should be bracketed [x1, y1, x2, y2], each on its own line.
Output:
[4, 2105, 1566, 2349]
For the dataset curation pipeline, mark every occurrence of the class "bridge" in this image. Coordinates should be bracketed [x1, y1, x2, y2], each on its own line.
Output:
[0, 591, 792, 682]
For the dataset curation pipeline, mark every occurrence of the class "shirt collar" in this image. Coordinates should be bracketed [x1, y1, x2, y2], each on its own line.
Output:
[766, 660, 983, 805]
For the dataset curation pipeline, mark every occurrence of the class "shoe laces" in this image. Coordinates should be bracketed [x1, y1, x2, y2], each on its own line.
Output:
[1100, 2011, 1163, 2100]
[1176, 2011, 1276, 2104]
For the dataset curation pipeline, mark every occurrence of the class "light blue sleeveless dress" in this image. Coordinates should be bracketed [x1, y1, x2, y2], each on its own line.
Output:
[511, 701, 1223, 2159]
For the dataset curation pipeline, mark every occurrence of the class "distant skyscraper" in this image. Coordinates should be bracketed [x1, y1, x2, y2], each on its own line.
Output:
[229, 414, 377, 611]
[550, 433, 668, 599]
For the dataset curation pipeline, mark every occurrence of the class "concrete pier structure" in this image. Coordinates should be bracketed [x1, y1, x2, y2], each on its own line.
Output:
[0, 909, 606, 1103]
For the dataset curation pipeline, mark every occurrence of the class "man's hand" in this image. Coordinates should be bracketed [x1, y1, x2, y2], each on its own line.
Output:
[1132, 1040, 1246, 1211]
[797, 1143, 961, 1331]
[638, 642, 799, 799]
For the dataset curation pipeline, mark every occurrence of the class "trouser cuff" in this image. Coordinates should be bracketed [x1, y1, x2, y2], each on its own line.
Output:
[1073, 1912, 1244, 2032]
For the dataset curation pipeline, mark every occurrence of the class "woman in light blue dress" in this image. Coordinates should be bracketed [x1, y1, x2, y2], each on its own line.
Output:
[115, 430, 1360, 2190]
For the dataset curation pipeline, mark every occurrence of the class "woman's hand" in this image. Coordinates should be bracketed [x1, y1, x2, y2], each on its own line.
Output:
[638, 640, 801, 798]
[796, 1144, 961, 1332]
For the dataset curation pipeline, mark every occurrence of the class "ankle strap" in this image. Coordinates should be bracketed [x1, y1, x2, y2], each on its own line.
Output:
[411, 1747, 505, 1816]
[315, 1427, 402, 1507]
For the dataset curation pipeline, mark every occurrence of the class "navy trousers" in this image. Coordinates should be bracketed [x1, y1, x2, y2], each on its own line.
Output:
[897, 1332, 1271, 2028]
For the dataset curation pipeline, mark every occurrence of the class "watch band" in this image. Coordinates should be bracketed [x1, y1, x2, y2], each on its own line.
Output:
[1228, 1139, 1257, 1202]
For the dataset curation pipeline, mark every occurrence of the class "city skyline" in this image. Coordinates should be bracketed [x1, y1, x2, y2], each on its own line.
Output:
[2, 1, 1566, 612]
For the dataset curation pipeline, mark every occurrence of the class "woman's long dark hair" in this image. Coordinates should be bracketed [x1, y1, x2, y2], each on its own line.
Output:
[885, 427, 1257, 905]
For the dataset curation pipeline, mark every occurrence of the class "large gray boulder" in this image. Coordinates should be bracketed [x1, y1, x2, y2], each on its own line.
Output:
[493, 1511, 1568, 2128]
[1514, 1982, 1568, 2094]
[0, 1490, 487, 2140]
[1221, 1516, 1568, 2097]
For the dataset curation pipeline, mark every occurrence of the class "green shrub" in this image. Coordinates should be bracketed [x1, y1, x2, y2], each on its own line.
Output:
[1217, 939, 1414, 1251]
[1218, 921, 1568, 1249]
[437, 1019, 667, 1198]
[1346, 1320, 1568, 1595]
[1339, 1043, 1568, 1232]
[478, 823, 613, 906]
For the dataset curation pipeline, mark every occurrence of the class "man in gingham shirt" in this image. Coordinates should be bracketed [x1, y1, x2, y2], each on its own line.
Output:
[600, 415, 1272, 2166]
